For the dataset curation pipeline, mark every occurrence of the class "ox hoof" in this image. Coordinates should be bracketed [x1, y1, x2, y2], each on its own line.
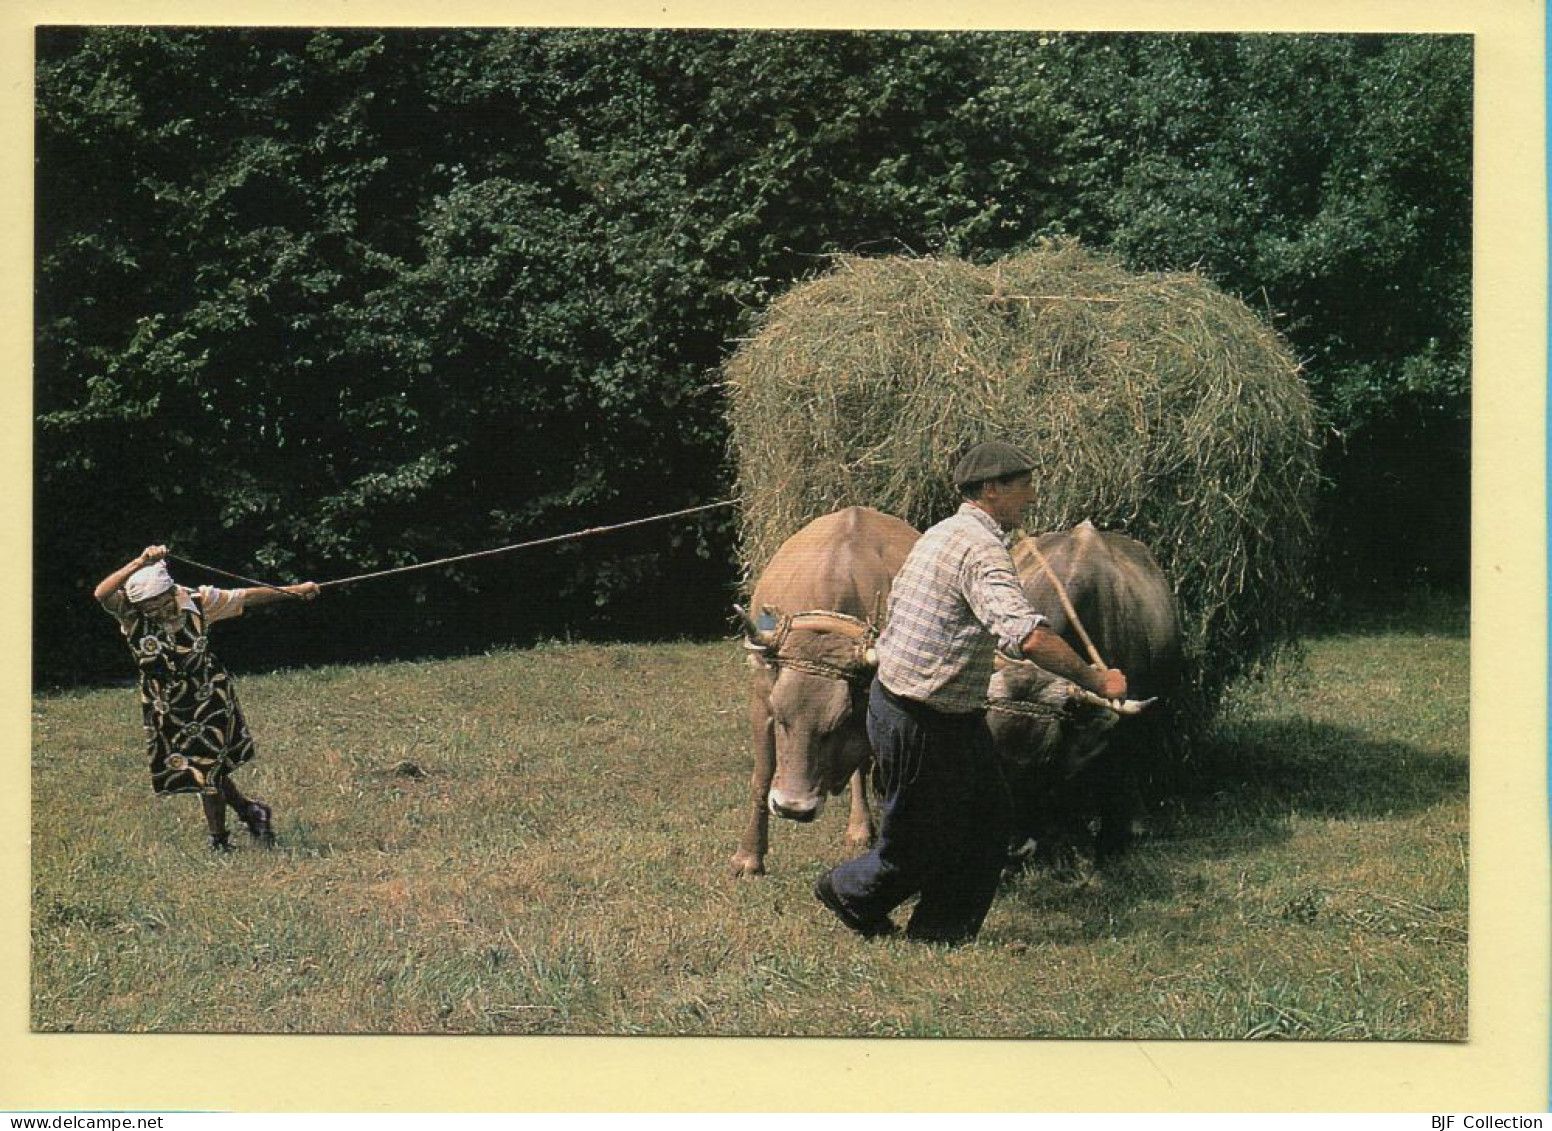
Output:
[730, 852, 767, 878]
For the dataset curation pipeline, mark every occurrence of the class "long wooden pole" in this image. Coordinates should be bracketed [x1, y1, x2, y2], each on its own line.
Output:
[1027, 542, 1107, 671]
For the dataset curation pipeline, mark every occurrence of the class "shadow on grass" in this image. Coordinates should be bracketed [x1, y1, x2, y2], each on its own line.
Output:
[1163, 715, 1466, 832]
[1000, 715, 1466, 931]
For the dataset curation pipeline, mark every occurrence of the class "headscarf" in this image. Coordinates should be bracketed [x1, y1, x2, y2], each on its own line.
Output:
[124, 562, 175, 603]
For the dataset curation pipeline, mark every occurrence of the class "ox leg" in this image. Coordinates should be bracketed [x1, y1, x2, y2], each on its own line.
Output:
[843, 764, 874, 850]
[730, 682, 777, 877]
[1040, 821, 1087, 881]
[1005, 766, 1042, 875]
[1093, 753, 1140, 864]
[1013, 772, 1086, 880]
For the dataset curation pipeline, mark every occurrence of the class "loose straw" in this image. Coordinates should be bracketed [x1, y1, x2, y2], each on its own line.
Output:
[169, 500, 735, 596]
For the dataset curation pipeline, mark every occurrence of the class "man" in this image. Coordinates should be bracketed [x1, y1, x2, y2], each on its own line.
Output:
[815, 441, 1127, 944]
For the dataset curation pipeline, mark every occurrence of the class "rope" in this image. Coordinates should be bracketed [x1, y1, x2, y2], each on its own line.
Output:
[165, 555, 294, 595]
[319, 501, 734, 589]
[984, 696, 1066, 721]
[169, 499, 736, 595]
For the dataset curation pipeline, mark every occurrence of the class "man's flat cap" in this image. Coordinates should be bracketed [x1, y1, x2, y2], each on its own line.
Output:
[953, 441, 1036, 490]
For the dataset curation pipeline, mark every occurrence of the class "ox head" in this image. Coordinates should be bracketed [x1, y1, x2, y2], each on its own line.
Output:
[740, 604, 878, 823]
[986, 658, 1154, 783]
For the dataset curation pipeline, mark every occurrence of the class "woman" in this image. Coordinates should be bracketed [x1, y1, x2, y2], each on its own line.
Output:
[95, 544, 320, 850]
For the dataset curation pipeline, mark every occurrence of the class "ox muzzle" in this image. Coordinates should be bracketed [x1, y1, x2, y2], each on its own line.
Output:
[768, 790, 826, 822]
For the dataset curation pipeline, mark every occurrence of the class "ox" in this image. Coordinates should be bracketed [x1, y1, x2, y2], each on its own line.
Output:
[731, 506, 920, 877]
[986, 520, 1181, 870]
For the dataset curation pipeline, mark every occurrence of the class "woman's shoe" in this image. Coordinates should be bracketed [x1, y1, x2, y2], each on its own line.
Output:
[243, 801, 276, 847]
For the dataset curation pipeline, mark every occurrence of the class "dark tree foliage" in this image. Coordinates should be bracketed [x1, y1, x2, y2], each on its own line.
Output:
[35, 28, 1469, 684]
[1038, 34, 1471, 595]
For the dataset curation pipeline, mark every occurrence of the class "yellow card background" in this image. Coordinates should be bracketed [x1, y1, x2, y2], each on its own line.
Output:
[3, 0, 1545, 1112]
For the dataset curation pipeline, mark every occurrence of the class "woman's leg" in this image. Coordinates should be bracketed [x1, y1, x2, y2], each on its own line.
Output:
[219, 775, 275, 846]
[199, 790, 231, 851]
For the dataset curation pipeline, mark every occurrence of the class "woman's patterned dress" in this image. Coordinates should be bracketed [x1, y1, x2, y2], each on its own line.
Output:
[119, 591, 256, 796]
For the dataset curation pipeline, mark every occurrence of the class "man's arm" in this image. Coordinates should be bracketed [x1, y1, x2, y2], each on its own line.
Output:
[1019, 624, 1128, 700]
[959, 539, 1128, 699]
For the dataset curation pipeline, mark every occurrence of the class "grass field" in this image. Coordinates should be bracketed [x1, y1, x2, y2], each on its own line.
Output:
[31, 599, 1467, 1038]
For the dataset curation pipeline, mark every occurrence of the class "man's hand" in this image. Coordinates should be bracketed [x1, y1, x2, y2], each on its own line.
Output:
[289, 582, 321, 601]
[138, 544, 168, 566]
[1091, 667, 1128, 700]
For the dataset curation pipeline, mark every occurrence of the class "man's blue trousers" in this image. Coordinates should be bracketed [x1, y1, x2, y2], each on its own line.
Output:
[827, 678, 1013, 942]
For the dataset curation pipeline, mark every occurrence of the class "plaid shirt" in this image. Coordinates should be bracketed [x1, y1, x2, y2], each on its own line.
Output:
[876, 503, 1045, 714]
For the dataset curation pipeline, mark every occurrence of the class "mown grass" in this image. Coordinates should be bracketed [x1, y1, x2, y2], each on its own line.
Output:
[31, 606, 1467, 1038]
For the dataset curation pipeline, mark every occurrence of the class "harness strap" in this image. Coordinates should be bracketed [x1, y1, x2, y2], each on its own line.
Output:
[769, 653, 875, 686]
[747, 607, 881, 686]
[786, 610, 875, 642]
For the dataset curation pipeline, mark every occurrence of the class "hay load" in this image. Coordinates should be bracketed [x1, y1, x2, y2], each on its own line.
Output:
[726, 239, 1320, 730]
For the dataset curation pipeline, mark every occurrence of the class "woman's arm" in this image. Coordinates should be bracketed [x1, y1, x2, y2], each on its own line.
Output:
[94, 544, 166, 605]
[240, 581, 321, 608]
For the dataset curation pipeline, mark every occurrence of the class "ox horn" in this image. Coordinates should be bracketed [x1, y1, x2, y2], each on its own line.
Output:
[1068, 685, 1158, 717]
[734, 603, 782, 651]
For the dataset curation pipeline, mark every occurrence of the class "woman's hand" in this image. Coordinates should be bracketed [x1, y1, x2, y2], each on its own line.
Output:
[96, 545, 167, 604]
[289, 582, 321, 601]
